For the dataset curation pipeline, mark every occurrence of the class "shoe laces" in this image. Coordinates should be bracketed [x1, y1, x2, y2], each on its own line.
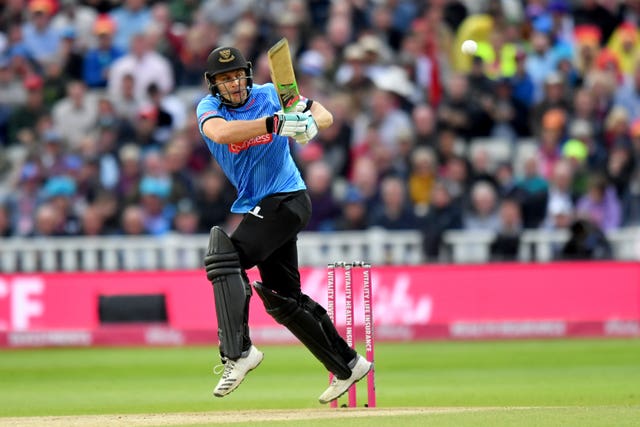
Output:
[214, 359, 236, 379]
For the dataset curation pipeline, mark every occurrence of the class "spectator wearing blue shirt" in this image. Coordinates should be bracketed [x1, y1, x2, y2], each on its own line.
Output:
[21, 0, 62, 67]
[109, 0, 152, 52]
[83, 15, 124, 88]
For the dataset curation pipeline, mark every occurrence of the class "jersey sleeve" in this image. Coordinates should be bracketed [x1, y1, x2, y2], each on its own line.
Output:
[196, 96, 224, 134]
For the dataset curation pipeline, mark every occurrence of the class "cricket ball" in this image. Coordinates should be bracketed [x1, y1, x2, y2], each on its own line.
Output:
[461, 40, 478, 55]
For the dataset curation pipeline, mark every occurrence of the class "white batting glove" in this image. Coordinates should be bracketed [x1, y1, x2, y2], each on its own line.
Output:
[272, 111, 309, 137]
[294, 100, 308, 113]
[293, 111, 319, 145]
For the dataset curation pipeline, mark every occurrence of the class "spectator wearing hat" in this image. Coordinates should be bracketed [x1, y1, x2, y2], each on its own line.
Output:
[38, 174, 82, 236]
[21, 0, 62, 67]
[537, 108, 566, 179]
[6, 74, 47, 145]
[83, 15, 125, 88]
[568, 119, 607, 171]
[138, 175, 174, 236]
[108, 0, 152, 53]
[606, 22, 640, 75]
[562, 138, 590, 195]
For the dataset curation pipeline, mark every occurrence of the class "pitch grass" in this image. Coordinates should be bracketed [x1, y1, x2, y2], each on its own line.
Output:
[0, 339, 639, 426]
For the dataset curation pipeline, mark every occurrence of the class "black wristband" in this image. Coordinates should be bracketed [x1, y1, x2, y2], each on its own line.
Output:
[304, 99, 314, 112]
[265, 116, 274, 133]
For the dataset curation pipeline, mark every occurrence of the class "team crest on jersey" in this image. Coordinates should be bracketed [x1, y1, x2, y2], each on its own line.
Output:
[229, 134, 273, 153]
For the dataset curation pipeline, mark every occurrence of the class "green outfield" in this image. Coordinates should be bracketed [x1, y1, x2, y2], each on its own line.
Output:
[0, 339, 639, 426]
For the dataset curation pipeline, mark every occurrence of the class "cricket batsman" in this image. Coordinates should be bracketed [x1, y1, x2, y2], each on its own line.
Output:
[196, 46, 372, 403]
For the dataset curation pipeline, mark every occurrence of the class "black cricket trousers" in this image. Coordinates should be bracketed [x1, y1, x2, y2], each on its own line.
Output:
[231, 189, 311, 298]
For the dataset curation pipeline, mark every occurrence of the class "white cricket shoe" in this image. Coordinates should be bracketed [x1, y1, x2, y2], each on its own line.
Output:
[213, 345, 264, 397]
[318, 355, 373, 404]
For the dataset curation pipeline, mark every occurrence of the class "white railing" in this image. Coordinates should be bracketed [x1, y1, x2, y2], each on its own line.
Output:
[0, 228, 424, 272]
[443, 227, 640, 263]
[1, 227, 639, 272]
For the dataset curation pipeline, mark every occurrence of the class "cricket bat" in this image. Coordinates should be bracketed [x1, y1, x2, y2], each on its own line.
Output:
[268, 38, 301, 113]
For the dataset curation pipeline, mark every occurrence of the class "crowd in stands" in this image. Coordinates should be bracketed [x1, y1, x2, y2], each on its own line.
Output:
[1, 0, 640, 262]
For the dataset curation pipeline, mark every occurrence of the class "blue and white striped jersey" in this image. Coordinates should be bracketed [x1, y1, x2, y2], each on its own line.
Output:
[196, 83, 306, 213]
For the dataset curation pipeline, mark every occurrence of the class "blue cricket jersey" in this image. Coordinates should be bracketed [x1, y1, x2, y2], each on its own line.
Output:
[196, 83, 306, 213]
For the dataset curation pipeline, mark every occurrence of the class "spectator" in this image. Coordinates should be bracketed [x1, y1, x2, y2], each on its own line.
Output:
[370, 175, 419, 230]
[50, 0, 97, 51]
[411, 104, 438, 149]
[408, 146, 437, 213]
[304, 160, 341, 231]
[38, 175, 82, 236]
[119, 204, 147, 235]
[51, 80, 98, 149]
[83, 15, 124, 88]
[515, 155, 549, 228]
[172, 198, 199, 234]
[463, 181, 500, 232]
[0, 201, 12, 237]
[421, 181, 463, 261]
[7, 74, 47, 145]
[138, 175, 173, 236]
[490, 76, 531, 141]
[559, 218, 612, 260]
[575, 173, 622, 232]
[194, 169, 233, 233]
[21, 0, 62, 68]
[108, 0, 152, 53]
[489, 198, 522, 262]
[108, 31, 174, 103]
[543, 160, 576, 229]
[334, 187, 369, 231]
[437, 73, 474, 139]
[79, 204, 107, 236]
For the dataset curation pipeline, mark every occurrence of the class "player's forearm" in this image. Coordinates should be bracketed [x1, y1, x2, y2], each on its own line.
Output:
[310, 101, 333, 130]
[203, 118, 270, 145]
